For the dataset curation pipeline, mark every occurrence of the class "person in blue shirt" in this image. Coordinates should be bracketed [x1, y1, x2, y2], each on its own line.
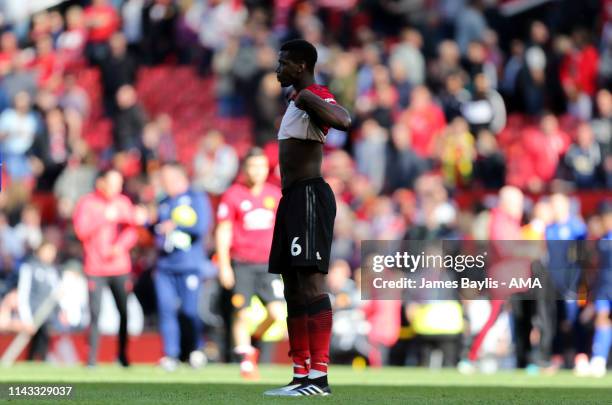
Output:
[589, 202, 612, 377]
[152, 161, 212, 371]
[545, 193, 588, 298]
[545, 193, 588, 372]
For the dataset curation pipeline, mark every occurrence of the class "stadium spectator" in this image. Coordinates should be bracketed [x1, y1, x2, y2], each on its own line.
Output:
[212, 36, 244, 118]
[405, 174, 457, 240]
[438, 69, 471, 122]
[84, 0, 120, 65]
[101, 32, 138, 116]
[30, 108, 70, 191]
[251, 71, 284, 146]
[507, 114, 570, 192]
[112, 84, 146, 153]
[56, 6, 88, 68]
[53, 146, 97, 220]
[564, 123, 603, 189]
[0, 212, 21, 291]
[141, 0, 178, 65]
[560, 28, 599, 120]
[31, 35, 63, 90]
[193, 129, 239, 196]
[0, 91, 38, 181]
[399, 86, 446, 159]
[141, 116, 177, 172]
[3, 53, 38, 101]
[591, 89, 612, 187]
[462, 72, 506, 135]
[73, 168, 144, 367]
[354, 119, 388, 194]
[439, 117, 475, 187]
[60, 72, 90, 119]
[195, 0, 248, 76]
[13, 204, 43, 258]
[384, 123, 426, 193]
[428, 40, 462, 94]
[121, 0, 144, 58]
[389, 28, 425, 87]
[455, 0, 488, 56]
[472, 129, 505, 189]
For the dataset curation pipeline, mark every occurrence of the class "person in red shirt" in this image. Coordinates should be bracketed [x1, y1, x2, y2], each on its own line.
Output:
[399, 85, 446, 158]
[84, 0, 120, 64]
[559, 28, 599, 120]
[73, 168, 146, 367]
[216, 147, 284, 379]
[507, 114, 570, 191]
[31, 35, 63, 89]
[463, 186, 525, 369]
[0, 32, 18, 75]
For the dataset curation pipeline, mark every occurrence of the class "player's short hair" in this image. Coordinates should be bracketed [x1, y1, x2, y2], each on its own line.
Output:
[280, 39, 318, 73]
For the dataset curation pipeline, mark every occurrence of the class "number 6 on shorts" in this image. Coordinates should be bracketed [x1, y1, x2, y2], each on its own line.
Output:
[291, 237, 302, 256]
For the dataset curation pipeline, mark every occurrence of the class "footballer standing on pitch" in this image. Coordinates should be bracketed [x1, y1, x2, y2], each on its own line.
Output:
[263, 39, 351, 397]
[152, 162, 212, 371]
[216, 147, 284, 380]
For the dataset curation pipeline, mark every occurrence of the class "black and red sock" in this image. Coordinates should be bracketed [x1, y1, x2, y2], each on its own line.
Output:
[307, 294, 332, 386]
[287, 303, 310, 380]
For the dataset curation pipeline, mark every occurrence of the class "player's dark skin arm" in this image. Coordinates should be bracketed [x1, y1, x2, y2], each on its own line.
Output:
[294, 90, 351, 131]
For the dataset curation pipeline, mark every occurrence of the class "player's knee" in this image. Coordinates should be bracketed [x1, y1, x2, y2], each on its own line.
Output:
[266, 302, 284, 321]
[235, 308, 249, 321]
[298, 271, 326, 302]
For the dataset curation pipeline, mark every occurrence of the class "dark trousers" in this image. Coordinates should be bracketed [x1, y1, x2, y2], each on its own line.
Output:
[154, 270, 203, 359]
[511, 262, 557, 367]
[417, 334, 461, 367]
[28, 322, 50, 361]
[88, 274, 130, 364]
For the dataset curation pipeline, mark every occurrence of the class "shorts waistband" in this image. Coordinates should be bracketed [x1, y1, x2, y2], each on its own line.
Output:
[282, 177, 325, 195]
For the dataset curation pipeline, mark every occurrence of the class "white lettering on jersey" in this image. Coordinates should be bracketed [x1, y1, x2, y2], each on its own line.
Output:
[240, 200, 253, 211]
[217, 202, 229, 219]
[243, 208, 275, 230]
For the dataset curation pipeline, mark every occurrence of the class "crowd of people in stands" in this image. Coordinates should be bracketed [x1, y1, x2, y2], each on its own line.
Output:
[0, 0, 610, 373]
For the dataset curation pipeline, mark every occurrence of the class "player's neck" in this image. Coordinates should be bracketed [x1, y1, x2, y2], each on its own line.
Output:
[293, 75, 315, 92]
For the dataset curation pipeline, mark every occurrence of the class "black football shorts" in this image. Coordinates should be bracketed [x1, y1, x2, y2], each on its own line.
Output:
[268, 177, 336, 275]
[232, 261, 283, 310]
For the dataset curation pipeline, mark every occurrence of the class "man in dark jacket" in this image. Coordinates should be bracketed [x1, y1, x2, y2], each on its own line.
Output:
[152, 162, 212, 371]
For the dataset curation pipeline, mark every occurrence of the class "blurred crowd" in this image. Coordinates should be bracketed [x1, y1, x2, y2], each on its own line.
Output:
[0, 0, 610, 372]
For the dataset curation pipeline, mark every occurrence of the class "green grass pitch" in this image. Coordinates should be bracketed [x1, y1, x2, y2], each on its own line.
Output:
[0, 363, 611, 404]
